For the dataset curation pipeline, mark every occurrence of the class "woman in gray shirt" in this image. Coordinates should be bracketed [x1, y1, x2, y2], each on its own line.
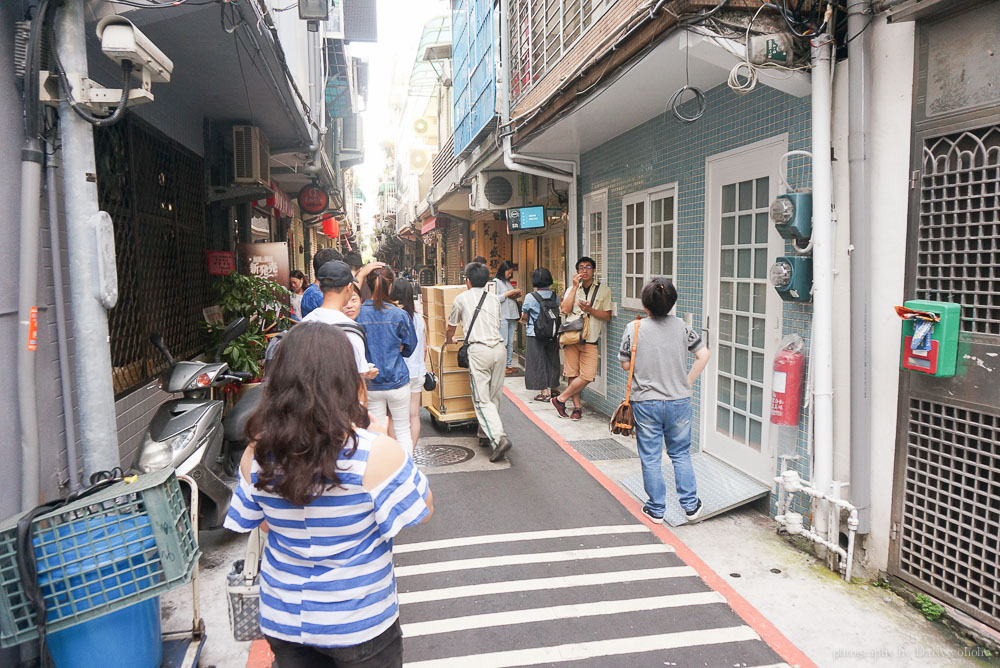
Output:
[619, 278, 711, 523]
[494, 260, 522, 375]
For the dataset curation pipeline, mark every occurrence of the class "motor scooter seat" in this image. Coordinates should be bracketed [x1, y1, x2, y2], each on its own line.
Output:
[224, 384, 264, 443]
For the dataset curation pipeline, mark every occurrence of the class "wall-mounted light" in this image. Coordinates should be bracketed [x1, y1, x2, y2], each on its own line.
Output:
[298, 0, 329, 21]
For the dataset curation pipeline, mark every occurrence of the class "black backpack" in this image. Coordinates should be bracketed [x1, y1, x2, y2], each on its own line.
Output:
[531, 291, 561, 342]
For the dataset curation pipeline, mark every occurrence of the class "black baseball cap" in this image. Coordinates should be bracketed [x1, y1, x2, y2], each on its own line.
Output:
[317, 260, 354, 287]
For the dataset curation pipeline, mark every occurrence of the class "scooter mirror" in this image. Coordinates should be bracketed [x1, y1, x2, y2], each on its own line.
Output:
[149, 332, 175, 366]
[215, 317, 249, 362]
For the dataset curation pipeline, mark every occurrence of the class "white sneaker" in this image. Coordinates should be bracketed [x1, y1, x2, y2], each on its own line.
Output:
[684, 499, 704, 523]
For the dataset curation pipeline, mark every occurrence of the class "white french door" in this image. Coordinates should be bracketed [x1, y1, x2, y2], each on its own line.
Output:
[583, 190, 608, 397]
[702, 137, 787, 483]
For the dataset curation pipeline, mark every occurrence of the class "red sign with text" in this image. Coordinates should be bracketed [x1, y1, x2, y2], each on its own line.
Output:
[206, 250, 236, 276]
[297, 184, 329, 215]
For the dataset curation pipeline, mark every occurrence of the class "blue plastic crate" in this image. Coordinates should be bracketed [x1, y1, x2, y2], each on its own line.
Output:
[0, 468, 198, 647]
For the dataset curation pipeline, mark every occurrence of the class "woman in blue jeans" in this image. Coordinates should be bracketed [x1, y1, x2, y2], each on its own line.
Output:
[619, 278, 711, 523]
[493, 260, 522, 375]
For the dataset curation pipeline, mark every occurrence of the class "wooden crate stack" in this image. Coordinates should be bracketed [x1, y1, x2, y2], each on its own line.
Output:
[421, 286, 474, 415]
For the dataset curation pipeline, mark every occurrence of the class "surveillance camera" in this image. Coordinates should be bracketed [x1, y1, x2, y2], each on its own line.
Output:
[96, 16, 173, 83]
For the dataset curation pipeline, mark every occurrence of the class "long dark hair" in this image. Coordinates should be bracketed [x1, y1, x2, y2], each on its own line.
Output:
[366, 266, 396, 310]
[389, 277, 415, 320]
[246, 323, 370, 505]
[495, 260, 515, 281]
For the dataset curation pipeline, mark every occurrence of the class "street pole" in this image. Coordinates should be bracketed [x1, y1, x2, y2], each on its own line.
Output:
[55, 0, 121, 479]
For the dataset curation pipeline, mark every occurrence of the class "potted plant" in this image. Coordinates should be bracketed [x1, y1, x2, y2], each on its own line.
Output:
[204, 272, 293, 382]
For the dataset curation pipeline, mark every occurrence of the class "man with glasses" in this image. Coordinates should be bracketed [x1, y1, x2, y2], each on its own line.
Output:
[552, 257, 613, 420]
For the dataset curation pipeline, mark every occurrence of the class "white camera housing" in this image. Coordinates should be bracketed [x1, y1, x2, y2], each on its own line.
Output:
[96, 16, 173, 84]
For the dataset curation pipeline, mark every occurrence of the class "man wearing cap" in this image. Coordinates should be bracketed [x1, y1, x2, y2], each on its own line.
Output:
[301, 260, 376, 379]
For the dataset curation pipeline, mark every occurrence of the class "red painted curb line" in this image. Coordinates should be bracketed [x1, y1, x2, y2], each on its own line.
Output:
[246, 638, 273, 668]
[504, 387, 817, 668]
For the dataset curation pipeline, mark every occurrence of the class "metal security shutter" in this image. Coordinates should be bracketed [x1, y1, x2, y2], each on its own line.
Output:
[915, 126, 1000, 335]
[896, 399, 1000, 627]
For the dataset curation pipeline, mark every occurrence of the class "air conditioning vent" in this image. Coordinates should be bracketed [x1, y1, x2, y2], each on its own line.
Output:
[469, 172, 534, 211]
[409, 149, 431, 173]
[233, 125, 270, 186]
[338, 114, 363, 153]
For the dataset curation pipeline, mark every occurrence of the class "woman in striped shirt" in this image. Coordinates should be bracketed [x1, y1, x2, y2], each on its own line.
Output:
[225, 322, 434, 666]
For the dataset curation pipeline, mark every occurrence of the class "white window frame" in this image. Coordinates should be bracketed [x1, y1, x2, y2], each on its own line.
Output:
[621, 183, 678, 310]
[583, 189, 609, 397]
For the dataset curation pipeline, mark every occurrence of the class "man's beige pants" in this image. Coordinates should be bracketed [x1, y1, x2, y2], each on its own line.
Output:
[467, 342, 506, 445]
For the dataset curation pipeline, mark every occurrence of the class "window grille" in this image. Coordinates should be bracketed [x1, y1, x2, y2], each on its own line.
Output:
[94, 118, 209, 396]
[508, 0, 615, 105]
[898, 398, 1000, 630]
[916, 125, 1000, 335]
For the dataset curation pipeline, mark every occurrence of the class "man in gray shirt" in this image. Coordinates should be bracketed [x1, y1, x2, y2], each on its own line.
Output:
[619, 278, 710, 523]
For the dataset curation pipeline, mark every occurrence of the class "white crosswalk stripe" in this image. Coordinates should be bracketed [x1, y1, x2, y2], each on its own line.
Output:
[396, 524, 781, 666]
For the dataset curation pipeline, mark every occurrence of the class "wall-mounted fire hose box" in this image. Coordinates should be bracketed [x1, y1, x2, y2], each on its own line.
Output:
[896, 299, 960, 377]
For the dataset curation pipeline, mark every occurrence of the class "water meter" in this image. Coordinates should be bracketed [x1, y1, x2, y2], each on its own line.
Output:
[769, 256, 812, 302]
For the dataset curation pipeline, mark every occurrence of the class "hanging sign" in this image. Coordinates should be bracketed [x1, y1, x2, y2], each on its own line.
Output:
[297, 184, 329, 215]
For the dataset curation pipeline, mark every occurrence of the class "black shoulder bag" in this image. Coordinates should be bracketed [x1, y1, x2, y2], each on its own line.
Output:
[457, 292, 488, 369]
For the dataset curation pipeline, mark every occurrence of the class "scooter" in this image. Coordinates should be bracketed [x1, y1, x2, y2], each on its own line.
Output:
[132, 318, 263, 529]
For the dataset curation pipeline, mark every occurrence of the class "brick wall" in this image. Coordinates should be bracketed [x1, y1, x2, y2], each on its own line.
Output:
[577, 83, 813, 512]
[116, 382, 171, 468]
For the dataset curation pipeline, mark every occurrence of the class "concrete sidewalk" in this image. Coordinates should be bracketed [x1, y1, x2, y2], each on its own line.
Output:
[503, 378, 984, 668]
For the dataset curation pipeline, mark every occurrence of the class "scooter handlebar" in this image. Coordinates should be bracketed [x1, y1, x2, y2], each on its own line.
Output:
[223, 372, 254, 383]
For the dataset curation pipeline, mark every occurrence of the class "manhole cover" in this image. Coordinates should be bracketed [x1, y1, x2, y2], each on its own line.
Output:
[413, 443, 476, 468]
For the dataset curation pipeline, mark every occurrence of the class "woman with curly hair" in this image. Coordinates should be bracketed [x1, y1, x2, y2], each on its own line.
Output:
[224, 323, 433, 666]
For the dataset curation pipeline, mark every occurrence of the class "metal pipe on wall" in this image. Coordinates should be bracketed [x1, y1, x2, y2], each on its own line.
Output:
[847, 0, 873, 535]
[46, 144, 82, 492]
[809, 36, 836, 543]
[55, 0, 121, 478]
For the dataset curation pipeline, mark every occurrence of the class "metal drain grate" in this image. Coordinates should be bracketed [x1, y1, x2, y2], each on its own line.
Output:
[896, 399, 1000, 630]
[569, 439, 639, 461]
[916, 125, 1000, 335]
[413, 443, 476, 468]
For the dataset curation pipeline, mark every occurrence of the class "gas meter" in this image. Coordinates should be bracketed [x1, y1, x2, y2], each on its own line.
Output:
[769, 256, 812, 302]
[770, 192, 812, 243]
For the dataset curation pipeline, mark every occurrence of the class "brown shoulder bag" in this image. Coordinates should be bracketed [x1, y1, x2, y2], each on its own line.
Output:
[610, 317, 641, 436]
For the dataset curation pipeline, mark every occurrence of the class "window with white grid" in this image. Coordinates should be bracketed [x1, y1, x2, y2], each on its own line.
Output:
[622, 185, 677, 309]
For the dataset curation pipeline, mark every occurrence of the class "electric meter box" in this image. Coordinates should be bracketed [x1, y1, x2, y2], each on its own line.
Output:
[770, 192, 812, 242]
[770, 256, 812, 302]
[899, 299, 960, 377]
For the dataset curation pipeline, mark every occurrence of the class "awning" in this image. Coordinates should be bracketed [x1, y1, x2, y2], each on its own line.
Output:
[255, 182, 294, 218]
[421, 216, 447, 234]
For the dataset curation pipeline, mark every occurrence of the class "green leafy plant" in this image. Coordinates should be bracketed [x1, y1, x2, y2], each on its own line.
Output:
[914, 593, 945, 622]
[204, 272, 293, 380]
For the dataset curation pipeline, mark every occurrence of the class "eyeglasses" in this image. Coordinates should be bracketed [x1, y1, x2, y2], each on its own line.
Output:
[578, 265, 594, 271]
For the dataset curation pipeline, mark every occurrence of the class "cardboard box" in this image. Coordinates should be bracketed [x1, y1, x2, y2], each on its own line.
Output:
[423, 285, 466, 305]
[422, 390, 475, 413]
[425, 344, 461, 370]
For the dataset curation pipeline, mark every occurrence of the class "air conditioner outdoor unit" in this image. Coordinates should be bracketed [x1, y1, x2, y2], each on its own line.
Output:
[338, 115, 363, 153]
[469, 171, 533, 211]
[413, 116, 438, 146]
[233, 125, 270, 186]
[409, 148, 431, 173]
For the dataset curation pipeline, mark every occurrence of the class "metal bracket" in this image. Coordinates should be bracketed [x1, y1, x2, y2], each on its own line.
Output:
[39, 70, 155, 111]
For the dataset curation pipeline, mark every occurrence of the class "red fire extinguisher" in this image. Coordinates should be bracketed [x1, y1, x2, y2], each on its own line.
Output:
[771, 335, 805, 426]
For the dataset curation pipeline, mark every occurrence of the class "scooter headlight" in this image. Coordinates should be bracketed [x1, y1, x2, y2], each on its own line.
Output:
[134, 427, 197, 473]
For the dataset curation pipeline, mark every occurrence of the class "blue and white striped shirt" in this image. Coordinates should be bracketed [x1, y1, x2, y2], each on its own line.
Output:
[223, 428, 431, 647]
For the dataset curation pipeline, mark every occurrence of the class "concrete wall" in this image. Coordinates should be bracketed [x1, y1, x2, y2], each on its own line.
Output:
[863, 17, 917, 573]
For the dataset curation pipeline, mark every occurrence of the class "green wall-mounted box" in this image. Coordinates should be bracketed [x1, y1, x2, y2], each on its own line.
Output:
[899, 299, 961, 377]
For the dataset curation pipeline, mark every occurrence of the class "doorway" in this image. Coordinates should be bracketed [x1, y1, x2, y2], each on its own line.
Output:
[702, 136, 788, 483]
[583, 191, 609, 397]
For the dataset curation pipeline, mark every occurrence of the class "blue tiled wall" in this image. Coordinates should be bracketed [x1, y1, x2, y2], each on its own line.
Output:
[577, 83, 814, 514]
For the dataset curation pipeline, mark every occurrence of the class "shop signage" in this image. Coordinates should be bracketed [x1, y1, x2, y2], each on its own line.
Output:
[297, 184, 329, 214]
[206, 250, 236, 276]
[507, 205, 546, 233]
[236, 242, 290, 302]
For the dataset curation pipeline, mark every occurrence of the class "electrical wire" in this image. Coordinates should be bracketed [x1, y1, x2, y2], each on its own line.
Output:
[667, 31, 706, 123]
[104, 0, 218, 8]
[234, 33, 256, 128]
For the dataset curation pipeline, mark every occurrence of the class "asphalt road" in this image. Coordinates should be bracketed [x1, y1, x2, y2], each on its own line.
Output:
[394, 401, 788, 667]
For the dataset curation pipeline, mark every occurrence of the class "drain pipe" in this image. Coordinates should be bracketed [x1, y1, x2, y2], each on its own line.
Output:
[498, 0, 578, 272]
[809, 33, 836, 547]
[847, 0, 873, 535]
[775, 470, 859, 581]
[55, 0, 121, 478]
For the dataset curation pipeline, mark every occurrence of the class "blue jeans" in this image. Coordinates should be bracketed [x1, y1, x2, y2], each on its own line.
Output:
[500, 319, 517, 367]
[633, 398, 698, 514]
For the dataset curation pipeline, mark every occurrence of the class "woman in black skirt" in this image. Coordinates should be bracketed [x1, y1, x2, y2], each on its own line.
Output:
[520, 267, 562, 402]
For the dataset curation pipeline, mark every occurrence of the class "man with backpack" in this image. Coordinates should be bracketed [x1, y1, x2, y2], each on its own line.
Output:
[520, 267, 562, 402]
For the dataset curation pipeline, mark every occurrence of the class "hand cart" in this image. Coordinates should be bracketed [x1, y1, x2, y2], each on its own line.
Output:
[161, 474, 207, 668]
[425, 342, 479, 433]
